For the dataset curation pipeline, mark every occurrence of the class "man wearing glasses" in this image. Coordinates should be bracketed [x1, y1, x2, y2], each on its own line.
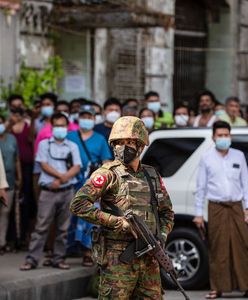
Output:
[20, 112, 81, 271]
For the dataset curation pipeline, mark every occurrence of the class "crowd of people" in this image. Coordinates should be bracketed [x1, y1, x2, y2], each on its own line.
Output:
[0, 89, 247, 271]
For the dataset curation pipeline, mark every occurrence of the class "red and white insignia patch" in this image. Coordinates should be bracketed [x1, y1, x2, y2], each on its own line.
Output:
[92, 174, 107, 187]
[159, 176, 166, 190]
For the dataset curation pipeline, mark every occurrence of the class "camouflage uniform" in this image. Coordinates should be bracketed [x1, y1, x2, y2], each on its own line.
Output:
[70, 117, 174, 300]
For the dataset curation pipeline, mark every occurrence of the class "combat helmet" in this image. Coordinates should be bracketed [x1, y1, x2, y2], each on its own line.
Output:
[109, 116, 149, 146]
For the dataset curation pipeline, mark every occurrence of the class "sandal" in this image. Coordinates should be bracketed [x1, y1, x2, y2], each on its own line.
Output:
[43, 258, 53, 267]
[20, 262, 36, 271]
[53, 261, 70, 270]
[82, 255, 94, 267]
[205, 291, 222, 299]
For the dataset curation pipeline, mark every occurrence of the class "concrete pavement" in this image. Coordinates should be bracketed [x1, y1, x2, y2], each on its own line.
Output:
[0, 253, 246, 300]
[78, 290, 246, 300]
[0, 252, 95, 300]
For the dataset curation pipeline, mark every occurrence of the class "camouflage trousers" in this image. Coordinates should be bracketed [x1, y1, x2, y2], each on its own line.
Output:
[98, 248, 163, 300]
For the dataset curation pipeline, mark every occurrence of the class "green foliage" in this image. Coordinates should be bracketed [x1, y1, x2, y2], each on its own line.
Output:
[0, 56, 63, 107]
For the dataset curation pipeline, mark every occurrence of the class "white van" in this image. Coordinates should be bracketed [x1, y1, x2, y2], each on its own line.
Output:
[142, 127, 248, 289]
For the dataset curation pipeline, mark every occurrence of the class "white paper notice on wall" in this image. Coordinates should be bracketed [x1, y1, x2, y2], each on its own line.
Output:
[65, 75, 85, 93]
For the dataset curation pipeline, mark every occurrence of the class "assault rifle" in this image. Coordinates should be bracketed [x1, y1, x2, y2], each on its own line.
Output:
[119, 210, 191, 300]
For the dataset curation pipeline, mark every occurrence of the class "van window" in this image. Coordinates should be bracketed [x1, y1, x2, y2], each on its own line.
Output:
[231, 135, 248, 165]
[142, 138, 204, 177]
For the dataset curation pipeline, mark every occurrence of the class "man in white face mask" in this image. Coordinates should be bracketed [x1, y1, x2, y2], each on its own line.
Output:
[145, 91, 174, 129]
[174, 104, 190, 128]
[86, 100, 104, 125]
[193, 120, 248, 299]
[67, 105, 112, 265]
[20, 113, 82, 271]
[94, 97, 122, 142]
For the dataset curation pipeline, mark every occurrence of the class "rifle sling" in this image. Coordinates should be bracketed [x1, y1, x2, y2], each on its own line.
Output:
[143, 168, 163, 242]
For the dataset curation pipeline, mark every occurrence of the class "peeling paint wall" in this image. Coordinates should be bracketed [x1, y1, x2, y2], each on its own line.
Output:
[144, 1, 175, 111]
[93, 0, 175, 109]
[238, 0, 248, 105]
[94, 28, 108, 103]
[0, 10, 19, 87]
[20, 0, 54, 68]
[56, 31, 92, 101]
[205, 6, 233, 103]
[145, 26, 174, 112]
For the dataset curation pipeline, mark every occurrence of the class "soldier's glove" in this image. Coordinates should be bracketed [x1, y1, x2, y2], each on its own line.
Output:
[107, 216, 137, 238]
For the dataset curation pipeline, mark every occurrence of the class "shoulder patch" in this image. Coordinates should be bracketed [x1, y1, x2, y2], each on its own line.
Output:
[91, 174, 107, 188]
[159, 176, 166, 190]
[102, 160, 121, 170]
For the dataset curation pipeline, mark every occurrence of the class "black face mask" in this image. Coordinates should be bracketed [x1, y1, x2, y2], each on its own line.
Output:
[115, 145, 138, 164]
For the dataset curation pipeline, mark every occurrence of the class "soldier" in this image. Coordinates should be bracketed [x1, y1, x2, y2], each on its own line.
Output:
[70, 116, 174, 299]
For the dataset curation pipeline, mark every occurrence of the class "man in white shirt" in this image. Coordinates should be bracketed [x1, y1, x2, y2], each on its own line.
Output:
[193, 120, 248, 299]
[0, 150, 8, 205]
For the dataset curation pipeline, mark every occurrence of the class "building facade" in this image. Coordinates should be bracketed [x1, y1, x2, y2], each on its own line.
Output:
[1, 0, 248, 112]
[0, 0, 20, 95]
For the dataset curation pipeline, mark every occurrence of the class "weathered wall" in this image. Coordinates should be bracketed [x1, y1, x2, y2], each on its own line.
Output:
[94, 28, 108, 103]
[93, 0, 175, 109]
[0, 11, 19, 88]
[205, 6, 233, 103]
[238, 0, 248, 104]
[106, 28, 146, 101]
[145, 0, 175, 111]
[20, 1, 54, 69]
[145, 26, 174, 111]
[56, 31, 92, 101]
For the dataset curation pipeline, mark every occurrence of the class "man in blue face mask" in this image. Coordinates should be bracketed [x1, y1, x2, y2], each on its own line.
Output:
[193, 120, 248, 299]
[67, 105, 112, 265]
[20, 112, 82, 271]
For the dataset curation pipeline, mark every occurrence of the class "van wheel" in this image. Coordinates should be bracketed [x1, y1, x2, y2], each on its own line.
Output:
[162, 227, 209, 290]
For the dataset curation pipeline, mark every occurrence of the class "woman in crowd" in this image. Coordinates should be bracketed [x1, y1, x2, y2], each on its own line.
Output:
[10, 108, 36, 247]
[139, 108, 155, 133]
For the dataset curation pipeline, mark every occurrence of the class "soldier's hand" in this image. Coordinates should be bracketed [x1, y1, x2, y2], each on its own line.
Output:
[114, 217, 137, 238]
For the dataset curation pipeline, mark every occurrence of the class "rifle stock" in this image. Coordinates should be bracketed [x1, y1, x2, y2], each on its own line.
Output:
[124, 211, 191, 300]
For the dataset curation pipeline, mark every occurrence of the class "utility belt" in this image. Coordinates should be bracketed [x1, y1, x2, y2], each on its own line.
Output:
[105, 239, 131, 251]
[40, 184, 73, 193]
[103, 227, 135, 241]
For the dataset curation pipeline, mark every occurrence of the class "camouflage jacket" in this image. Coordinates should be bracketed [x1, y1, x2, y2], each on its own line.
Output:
[70, 160, 174, 241]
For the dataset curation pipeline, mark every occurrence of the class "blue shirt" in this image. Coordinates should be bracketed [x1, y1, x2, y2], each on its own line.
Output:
[94, 123, 114, 159]
[67, 130, 112, 184]
[94, 123, 112, 141]
[0, 133, 18, 189]
[36, 137, 82, 187]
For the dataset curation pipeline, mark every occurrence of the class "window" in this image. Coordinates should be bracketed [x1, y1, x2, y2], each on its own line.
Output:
[142, 138, 204, 177]
[231, 135, 248, 165]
